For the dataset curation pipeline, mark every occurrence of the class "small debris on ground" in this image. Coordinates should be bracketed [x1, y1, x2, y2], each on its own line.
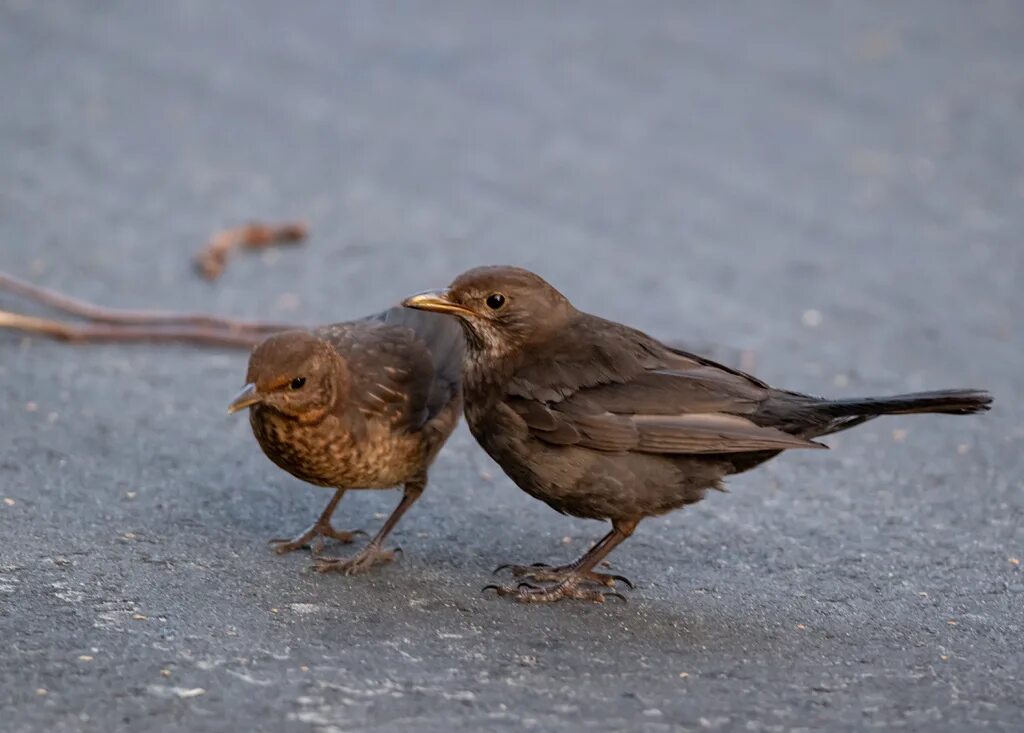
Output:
[801, 309, 823, 328]
[195, 221, 308, 281]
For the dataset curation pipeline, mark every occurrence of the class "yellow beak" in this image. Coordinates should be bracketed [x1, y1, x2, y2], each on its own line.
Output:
[227, 383, 261, 414]
[401, 289, 476, 318]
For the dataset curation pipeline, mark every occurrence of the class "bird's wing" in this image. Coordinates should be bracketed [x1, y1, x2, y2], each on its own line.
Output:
[510, 399, 824, 453]
[378, 306, 463, 421]
[314, 317, 441, 433]
[505, 316, 666, 402]
[507, 315, 824, 454]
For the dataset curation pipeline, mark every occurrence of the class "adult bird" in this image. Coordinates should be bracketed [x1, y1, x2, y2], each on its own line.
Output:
[227, 307, 462, 574]
[404, 266, 991, 602]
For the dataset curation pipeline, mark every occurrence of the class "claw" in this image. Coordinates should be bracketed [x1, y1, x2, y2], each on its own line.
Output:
[609, 574, 635, 590]
[481, 584, 502, 595]
[492, 564, 513, 576]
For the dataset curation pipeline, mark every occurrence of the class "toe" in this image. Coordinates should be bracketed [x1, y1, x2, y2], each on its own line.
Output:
[311, 558, 340, 574]
[323, 527, 366, 544]
[269, 539, 306, 555]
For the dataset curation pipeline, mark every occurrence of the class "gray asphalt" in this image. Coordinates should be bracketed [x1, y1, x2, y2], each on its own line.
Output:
[1, 2, 1021, 731]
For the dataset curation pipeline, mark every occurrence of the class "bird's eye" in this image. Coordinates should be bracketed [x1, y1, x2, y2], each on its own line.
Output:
[290, 377, 306, 390]
[485, 293, 506, 310]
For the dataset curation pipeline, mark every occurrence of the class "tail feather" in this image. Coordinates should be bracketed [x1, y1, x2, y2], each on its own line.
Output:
[823, 389, 992, 417]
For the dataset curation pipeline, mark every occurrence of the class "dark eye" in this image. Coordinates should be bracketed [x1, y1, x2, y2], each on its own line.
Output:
[485, 293, 506, 310]
[290, 377, 306, 390]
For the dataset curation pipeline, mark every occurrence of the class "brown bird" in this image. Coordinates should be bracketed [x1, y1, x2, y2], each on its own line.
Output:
[404, 266, 992, 603]
[227, 307, 462, 574]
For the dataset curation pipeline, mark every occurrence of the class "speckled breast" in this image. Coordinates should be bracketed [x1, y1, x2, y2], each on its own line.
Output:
[249, 408, 422, 489]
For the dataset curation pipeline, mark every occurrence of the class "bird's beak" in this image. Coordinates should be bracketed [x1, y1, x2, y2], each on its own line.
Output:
[402, 289, 476, 318]
[227, 383, 262, 414]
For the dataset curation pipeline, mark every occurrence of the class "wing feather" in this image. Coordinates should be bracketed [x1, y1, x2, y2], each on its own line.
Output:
[507, 314, 821, 455]
[314, 307, 462, 433]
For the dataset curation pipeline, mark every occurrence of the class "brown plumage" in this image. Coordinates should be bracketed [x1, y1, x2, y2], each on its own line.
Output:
[228, 307, 462, 574]
[404, 266, 992, 602]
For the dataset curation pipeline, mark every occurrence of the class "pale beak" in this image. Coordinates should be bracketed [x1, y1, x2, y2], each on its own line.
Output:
[401, 289, 476, 318]
[227, 383, 262, 414]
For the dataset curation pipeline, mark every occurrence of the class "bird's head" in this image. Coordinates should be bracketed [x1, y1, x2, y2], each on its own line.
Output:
[401, 266, 574, 359]
[227, 330, 348, 423]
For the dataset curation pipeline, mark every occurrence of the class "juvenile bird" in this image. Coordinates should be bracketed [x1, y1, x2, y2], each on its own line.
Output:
[404, 266, 991, 603]
[228, 307, 462, 574]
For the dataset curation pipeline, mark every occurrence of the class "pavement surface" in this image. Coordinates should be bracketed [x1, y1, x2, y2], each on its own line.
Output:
[1, 2, 1021, 731]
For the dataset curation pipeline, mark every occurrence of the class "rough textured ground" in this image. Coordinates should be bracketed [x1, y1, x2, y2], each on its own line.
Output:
[1, 2, 1021, 731]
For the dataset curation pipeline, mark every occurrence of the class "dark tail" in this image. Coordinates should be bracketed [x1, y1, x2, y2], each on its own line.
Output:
[773, 389, 991, 439]
[824, 389, 992, 417]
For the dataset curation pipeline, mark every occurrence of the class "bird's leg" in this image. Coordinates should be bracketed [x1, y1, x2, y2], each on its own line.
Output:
[492, 524, 635, 588]
[313, 479, 424, 576]
[485, 520, 639, 603]
[269, 489, 366, 555]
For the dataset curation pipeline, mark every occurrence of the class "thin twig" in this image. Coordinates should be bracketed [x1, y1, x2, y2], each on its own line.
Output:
[0, 309, 266, 348]
[195, 221, 308, 280]
[0, 272, 295, 333]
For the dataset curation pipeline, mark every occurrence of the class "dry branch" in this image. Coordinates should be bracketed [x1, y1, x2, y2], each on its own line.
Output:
[194, 221, 307, 280]
[0, 309, 267, 348]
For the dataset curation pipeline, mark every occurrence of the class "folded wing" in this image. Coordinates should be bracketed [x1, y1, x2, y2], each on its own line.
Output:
[507, 314, 824, 455]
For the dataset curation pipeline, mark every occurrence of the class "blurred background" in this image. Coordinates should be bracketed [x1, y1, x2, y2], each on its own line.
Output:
[3, 2, 1019, 357]
[1, 2, 1021, 731]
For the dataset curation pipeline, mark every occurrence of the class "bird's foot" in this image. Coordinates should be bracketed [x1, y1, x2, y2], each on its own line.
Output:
[312, 544, 402, 576]
[483, 575, 627, 604]
[269, 524, 367, 555]
[493, 562, 633, 589]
